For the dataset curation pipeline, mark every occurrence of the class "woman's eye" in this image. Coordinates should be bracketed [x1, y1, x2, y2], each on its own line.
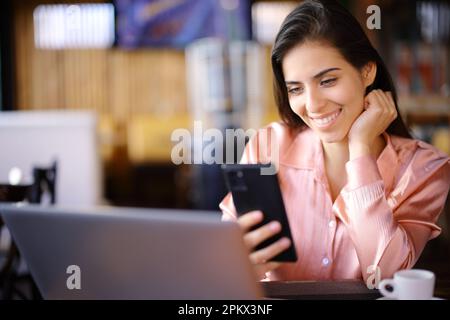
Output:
[288, 87, 303, 95]
[320, 78, 337, 86]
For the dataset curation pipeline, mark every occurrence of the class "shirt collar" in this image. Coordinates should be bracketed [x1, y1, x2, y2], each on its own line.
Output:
[279, 128, 321, 170]
[279, 128, 401, 193]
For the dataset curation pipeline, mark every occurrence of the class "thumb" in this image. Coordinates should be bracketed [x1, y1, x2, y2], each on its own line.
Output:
[364, 90, 378, 110]
[363, 97, 370, 110]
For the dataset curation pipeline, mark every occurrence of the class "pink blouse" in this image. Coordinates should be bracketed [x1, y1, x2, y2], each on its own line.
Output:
[219, 122, 450, 282]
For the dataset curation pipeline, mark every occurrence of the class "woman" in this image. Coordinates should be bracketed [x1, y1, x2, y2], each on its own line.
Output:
[219, 0, 450, 282]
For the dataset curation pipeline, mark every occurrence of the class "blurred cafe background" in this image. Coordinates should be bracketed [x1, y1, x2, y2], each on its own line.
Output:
[0, 0, 449, 299]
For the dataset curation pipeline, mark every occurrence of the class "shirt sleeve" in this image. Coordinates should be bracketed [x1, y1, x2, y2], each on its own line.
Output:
[219, 192, 237, 221]
[339, 154, 450, 281]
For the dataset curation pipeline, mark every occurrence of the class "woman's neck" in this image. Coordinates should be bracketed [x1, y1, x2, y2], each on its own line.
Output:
[321, 135, 386, 202]
[322, 135, 386, 165]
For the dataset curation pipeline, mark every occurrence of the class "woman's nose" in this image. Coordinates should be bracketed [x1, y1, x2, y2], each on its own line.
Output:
[305, 88, 326, 113]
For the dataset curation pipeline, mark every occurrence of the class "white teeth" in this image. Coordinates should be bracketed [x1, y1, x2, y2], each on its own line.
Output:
[311, 110, 341, 126]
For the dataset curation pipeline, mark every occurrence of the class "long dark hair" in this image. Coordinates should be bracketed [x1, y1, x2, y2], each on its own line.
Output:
[271, 0, 411, 138]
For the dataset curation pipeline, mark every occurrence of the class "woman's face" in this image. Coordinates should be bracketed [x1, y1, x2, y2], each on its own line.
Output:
[282, 41, 374, 143]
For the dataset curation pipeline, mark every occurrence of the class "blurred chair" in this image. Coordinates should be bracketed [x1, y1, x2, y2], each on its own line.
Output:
[0, 110, 103, 299]
[0, 110, 103, 206]
[0, 164, 56, 299]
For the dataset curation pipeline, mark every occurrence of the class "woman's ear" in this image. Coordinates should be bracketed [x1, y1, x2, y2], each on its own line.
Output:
[361, 62, 377, 88]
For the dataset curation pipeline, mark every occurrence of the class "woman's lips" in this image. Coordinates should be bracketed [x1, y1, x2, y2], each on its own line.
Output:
[309, 108, 342, 128]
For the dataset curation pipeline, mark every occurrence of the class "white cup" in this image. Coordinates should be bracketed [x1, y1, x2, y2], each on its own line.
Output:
[378, 269, 436, 300]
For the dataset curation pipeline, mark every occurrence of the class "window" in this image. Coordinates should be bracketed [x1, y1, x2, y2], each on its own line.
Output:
[33, 3, 115, 49]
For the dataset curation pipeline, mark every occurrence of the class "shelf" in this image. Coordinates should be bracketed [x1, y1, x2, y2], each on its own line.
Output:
[406, 113, 450, 125]
[398, 95, 450, 115]
[398, 95, 450, 125]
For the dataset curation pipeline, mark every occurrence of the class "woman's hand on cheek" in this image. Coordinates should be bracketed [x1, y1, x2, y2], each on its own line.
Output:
[347, 90, 397, 159]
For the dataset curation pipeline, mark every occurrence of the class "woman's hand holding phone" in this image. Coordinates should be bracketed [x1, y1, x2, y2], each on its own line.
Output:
[236, 210, 292, 280]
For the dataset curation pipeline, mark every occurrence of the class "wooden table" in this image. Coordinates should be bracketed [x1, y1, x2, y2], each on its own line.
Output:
[434, 279, 450, 300]
[262, 279, 450, 300]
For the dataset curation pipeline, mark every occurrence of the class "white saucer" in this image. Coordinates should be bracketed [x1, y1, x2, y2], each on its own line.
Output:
[377, 297, 444, 300]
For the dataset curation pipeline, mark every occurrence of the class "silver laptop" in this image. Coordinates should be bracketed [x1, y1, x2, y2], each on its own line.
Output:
[0, 204, 262, 300]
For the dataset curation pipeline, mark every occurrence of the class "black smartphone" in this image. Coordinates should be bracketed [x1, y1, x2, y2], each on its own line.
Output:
[221, 163, 297, 262]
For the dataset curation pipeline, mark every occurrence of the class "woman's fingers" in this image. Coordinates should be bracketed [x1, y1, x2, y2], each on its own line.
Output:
[376, 89, 390, 107]
[249, 237, 291, 264]
[254, 262, 282, 279]
[375, 90, 391, 119]
[367, 90, 397, 124]
[244, 220, 282, 250]
[364, 90, 380, 114]
[368, 90, 385, 110]
[237, 210, 263, 233]
[237, 211, 285, 251]
[374, 90, 397, 122]
[384, 91, 398, 120]
[386, 91, 395, 106]
[236, 211, 290, 279]
[363, 95, 370, 110]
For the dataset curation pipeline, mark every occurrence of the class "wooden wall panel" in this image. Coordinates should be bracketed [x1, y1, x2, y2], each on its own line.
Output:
[108, 50, 132, 121]
[62, 50, 109, 112]
[11, 0, 278, 164]
[14, 0, 35, 109]
[158, 50, 188, 116]
[31, 50, 63, 109]
[12, 0, 189, 122]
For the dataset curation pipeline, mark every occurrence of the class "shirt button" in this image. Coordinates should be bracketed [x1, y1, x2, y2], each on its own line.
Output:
[328, 220, 336, 228]
[322, 257, 330, 266]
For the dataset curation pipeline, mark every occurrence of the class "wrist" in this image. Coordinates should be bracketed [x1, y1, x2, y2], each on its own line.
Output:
[349, 142, 371, 160]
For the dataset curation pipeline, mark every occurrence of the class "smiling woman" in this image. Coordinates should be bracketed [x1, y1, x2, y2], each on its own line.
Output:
[271, 1, 410, 140]
[282, 43, 376, 144]
[219, 0, 450, 284]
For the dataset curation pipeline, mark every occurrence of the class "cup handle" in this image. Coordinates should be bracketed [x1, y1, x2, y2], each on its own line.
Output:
[378, 279, 397, 299]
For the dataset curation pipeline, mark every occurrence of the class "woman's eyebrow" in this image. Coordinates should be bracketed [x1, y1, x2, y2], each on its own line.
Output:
[285, 67, 341, 85]
[313, 67, 341, 79]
